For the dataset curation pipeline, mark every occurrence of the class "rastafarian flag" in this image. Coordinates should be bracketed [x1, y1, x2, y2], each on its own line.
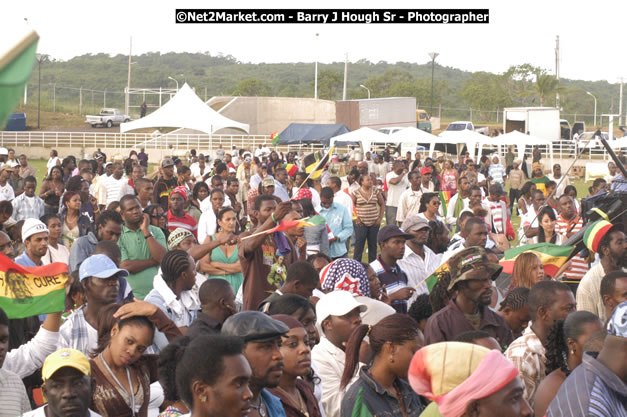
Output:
[0, 254, 69, 319]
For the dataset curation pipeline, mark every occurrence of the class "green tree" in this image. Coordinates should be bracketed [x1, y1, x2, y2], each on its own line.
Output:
[231, 78, 272, 96]
[532, 71, 559, 106]
[314, 70, 343, 100]
[459, 72, 512, 119]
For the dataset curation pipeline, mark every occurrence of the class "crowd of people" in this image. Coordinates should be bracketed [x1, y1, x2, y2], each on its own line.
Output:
[0, 143, 625, 417]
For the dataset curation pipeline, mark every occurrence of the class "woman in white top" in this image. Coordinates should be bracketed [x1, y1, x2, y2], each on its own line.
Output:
[417, 192, 444, 223]
[40, 213, 69, 264]
[533, 206, 563, 245]
[46, 150, 61, 176]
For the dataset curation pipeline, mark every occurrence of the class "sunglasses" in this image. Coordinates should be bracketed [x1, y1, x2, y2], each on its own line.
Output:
[151, 213, 167, 218]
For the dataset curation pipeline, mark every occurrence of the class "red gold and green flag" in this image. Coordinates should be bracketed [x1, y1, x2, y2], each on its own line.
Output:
[270, 132, 280, 145]
[0, 254, 69, 319]
[500, 243, 573, 277]
[439, 191, 451, 217]
[422, 262, 450, 293]
[283, 163, 298, 177]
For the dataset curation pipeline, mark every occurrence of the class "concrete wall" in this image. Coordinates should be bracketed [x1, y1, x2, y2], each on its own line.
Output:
[212, 96, 337, 135]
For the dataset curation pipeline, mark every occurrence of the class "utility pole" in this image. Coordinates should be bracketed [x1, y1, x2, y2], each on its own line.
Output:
[555, 35, 560, 110]
[53, 82, 56, 112]
[79, 86, 83, 115]
[342, 53, 348, 100]
[314, 33, 319, 99]
[619, 78, 624, 126]
[126, 37, 132, 116]
[428, 52, 439, 117]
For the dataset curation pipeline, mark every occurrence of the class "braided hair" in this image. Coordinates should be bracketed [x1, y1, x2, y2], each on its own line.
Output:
[499, 287, 530, 312]
[161, 250, 192, 286]
[545, 311, 601, 376]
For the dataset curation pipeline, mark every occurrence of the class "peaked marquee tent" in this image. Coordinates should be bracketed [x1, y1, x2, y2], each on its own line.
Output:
[120, 83, 249, 134]
[329, 127, 391, 149]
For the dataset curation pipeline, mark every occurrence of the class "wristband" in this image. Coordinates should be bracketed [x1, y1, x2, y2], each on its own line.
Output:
[271, 213, 278, 225]
[144, 233, 153, 239]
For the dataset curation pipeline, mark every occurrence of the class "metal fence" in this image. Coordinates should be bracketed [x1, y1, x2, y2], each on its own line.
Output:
[0, 131, 622, 163]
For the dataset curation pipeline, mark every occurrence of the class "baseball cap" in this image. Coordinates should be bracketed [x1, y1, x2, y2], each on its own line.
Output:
[377, 225, 414, 245]
[42, 348, 91, 382]
[104, 162, 112, 168]
[161, 158, 175, 168]
[22, 218, 49, 241]
[0, 148, 8, 156]
[79, 254, 129, 281]
[94, 152, 105, 160]
[420, 167, 433, 175]
[262, 178, 275, 187]
[315, 290, 367, 326]
[222, 311, 289, 343]
[447, 246, 503, 291]
[401, 215, 431, 233]
[606, 300, 627, 338]
[583, 220, 623, 253]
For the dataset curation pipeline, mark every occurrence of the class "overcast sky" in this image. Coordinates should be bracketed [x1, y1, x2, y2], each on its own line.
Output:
[5, 0, 626, 83]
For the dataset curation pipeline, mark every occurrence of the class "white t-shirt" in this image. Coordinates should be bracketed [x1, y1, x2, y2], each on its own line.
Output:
[385, 171, 409, 207]
[0, 183, 15, 201]
[46, 157, 61, 174]
[197, 209, 217, 245]
[22, 406, 102, 417]
[105, 176, 128, 205]
[42, 243, 70, 265]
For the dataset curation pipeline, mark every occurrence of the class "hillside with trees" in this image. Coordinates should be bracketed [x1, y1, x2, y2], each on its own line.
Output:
[23, 51, 623, 124]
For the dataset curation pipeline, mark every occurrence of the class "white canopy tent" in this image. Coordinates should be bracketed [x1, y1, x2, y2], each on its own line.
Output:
[609, 137, 627, 149]
[120, 83, 249, 134]
[388, 127, 469, 157]
[328, 127, 391, 150]
[478, 130, 554, 165]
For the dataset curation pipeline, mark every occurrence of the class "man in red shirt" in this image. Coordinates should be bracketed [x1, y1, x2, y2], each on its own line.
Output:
[555, 195, 587, 292]
[166, 186, 198, 238]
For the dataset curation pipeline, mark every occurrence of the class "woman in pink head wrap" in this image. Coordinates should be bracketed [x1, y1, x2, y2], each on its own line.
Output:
[408, 342, 532, 417]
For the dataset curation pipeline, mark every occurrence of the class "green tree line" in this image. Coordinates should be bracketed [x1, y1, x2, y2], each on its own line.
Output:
[24, 51, 622, 123]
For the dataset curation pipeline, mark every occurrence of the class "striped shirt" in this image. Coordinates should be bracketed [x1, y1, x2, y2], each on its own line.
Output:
[0, 368, 31, 416]
[547, 352, 627, 417]
[167, 211, 198, 239]
[370, 257, 409, 314]
[352, 188, 381, 227]
[555, 215, 587, 281]
[487, 200, 505, 234]
[504, 326, 546, 407]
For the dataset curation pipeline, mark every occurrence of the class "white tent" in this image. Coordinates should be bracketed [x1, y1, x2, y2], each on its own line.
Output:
[329, 127, 391, 150]
[478, 130, 554, 164]
[609, 137, 627, 149]
[120, 83, 249, 134]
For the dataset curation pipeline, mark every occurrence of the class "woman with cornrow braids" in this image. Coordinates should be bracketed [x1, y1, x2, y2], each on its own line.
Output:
[533, 311, 601, 417]
[339, 314, 427, 417]
[144, 249, 201, 339]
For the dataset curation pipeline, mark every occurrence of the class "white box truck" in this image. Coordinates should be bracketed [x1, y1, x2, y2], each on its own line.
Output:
[502, 107, 561, 141]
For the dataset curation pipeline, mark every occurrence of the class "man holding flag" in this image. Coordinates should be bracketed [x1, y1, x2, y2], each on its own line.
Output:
[239, 196, 298, 311]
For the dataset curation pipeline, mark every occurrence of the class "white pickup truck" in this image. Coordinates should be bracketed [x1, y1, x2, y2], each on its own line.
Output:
[85, 108, 130, 128]
[441, 121, 490, 136]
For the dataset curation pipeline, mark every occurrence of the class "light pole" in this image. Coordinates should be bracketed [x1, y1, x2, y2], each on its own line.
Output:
[168, 76, 179, 91]
[359, 84, 371, 99]
[428, 52, 439, 117]
[586, 91, 597, 126]
[36, 54, 49, 130]
[314, 33, 319, 99]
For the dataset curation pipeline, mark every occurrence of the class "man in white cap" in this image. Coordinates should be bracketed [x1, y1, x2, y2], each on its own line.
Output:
[0, 165, 15, 202]
[15, 218, 49, 267]
[0, 147, 8, 169]
[312, 291, 367, 417]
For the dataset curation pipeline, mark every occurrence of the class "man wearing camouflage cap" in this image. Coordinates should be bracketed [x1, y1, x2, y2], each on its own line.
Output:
[424, 246, 513, 347]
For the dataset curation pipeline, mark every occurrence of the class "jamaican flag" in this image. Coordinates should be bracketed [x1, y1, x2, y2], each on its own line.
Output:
[500, 243, 573, 277]
[0, 23, 39, 129]
[0, 254, 69, 319]
[303, 147, 334, 180]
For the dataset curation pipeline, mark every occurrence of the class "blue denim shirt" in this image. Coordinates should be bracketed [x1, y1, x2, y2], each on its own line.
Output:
[320, 202, 353, 258]
[261, 388, 288, 417]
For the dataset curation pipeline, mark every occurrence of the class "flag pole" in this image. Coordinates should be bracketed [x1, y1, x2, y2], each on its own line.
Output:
[293, 147, 334, 195]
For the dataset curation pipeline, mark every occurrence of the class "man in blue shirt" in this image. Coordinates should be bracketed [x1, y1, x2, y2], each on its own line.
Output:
[15, 218, 49, 267]
[319, 187, 353, 259]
